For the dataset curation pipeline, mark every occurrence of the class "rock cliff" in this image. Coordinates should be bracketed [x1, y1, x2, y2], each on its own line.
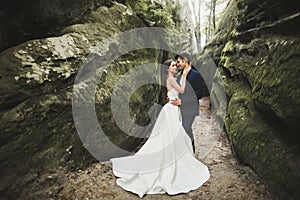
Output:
[0, 2, 166, 198]
[204, 0, 300, 198]
[0, 0, 127, 52]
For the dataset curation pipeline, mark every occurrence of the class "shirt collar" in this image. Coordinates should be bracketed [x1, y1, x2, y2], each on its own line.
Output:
[178, 66, 191, 76]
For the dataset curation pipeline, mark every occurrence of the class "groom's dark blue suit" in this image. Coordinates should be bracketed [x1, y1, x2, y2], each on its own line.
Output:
[177, 67, 202, 152]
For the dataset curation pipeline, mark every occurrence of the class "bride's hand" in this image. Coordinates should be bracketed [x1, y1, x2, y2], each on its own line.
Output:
[182, 69, 188, 77]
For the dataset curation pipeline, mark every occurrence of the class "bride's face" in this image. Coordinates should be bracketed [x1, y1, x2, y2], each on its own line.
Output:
[168, 61, 177, 74]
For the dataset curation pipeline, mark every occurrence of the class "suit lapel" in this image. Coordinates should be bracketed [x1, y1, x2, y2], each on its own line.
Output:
[186, 69, 191, 81]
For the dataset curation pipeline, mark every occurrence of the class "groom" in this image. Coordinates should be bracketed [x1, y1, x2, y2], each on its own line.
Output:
[171, 51, 203, 153]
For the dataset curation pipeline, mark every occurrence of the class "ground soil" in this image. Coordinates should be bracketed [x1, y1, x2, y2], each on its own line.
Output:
[34, 99, 277, 200]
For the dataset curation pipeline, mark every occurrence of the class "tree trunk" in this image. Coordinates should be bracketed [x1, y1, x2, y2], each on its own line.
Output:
[195, 0, 202, 50]
[207, 0, 212, 40]
[212, 0, 217, 31]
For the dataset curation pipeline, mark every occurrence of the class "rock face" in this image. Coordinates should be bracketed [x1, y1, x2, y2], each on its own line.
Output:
[204, 0, 300, 198]
[0, 2, 165, 198]
[0, 0, 127, 52]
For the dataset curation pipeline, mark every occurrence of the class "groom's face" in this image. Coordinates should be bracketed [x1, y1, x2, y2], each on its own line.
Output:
[176, 57, 186, 71]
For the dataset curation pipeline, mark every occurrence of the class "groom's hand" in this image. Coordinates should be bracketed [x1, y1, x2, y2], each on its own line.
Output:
[171, 98, 181, 106]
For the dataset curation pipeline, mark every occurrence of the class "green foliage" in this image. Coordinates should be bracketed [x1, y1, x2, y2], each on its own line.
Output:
[127, 0, 180, 28]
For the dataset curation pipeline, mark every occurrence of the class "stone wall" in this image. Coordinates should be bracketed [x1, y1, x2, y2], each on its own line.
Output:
[0, 2, 165, 198]
[0, 0, 126, 52]
[204, 0, 300, 198]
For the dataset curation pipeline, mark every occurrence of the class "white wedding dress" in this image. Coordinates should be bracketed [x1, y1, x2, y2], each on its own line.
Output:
[110, 88, 210, 198]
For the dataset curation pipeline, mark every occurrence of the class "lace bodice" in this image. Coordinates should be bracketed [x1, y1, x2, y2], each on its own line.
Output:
[167, 88, 179, 100]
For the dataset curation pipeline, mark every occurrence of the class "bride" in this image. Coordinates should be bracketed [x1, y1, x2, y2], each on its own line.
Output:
[110, 59, 210, 198]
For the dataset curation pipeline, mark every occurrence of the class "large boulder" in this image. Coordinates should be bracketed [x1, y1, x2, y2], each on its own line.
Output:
[0, 3, 165, 198]
[0, 0, 128, 52]
[204, 0, 300, 198]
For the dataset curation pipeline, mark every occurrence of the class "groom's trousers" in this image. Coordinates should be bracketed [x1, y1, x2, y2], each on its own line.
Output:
[182, 115, 196, 153]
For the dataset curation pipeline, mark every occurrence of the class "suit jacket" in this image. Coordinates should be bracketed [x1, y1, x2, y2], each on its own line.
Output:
[177, 67, 202, 117]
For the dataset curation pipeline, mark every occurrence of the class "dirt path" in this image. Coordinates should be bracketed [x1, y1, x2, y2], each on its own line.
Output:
[56, 100, 277, 200]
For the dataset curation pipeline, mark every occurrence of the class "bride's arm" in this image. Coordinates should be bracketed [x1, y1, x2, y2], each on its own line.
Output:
[168, 70, 188, 94]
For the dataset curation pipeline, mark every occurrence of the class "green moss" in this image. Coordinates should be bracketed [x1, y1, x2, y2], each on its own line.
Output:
[126, 0, 179, 28]
[223, 40, 235, 53]
[205, 0, 300, 198]
[95, 49, 161, 146]
[220, 41, 235, 68]
[224, 77, 300, 199]
[0, 2, 177, 196]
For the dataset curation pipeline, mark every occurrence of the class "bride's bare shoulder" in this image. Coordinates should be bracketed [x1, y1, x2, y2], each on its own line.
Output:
[167, 77, 177, 82]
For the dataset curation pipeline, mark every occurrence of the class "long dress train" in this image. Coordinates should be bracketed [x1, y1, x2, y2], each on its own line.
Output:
[110, 88, 210, 198]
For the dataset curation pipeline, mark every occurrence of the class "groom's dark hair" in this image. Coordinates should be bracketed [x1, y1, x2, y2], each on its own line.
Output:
[174, 51, 191, 64]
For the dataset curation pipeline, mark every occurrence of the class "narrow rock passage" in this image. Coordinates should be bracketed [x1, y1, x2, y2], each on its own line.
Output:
[57, 100, 277, 200]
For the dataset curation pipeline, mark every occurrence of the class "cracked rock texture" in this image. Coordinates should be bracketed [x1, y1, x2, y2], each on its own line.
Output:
[202, 0, 300, 198]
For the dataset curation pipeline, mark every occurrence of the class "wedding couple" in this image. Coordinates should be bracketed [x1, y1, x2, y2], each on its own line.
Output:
[110, 51, 210, 198]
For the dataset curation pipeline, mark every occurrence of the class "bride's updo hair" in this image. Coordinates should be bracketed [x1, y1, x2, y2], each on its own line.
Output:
[161, 59, 173, 78]
[161, 59, 173, 79]
[163, 59, 173, 68]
